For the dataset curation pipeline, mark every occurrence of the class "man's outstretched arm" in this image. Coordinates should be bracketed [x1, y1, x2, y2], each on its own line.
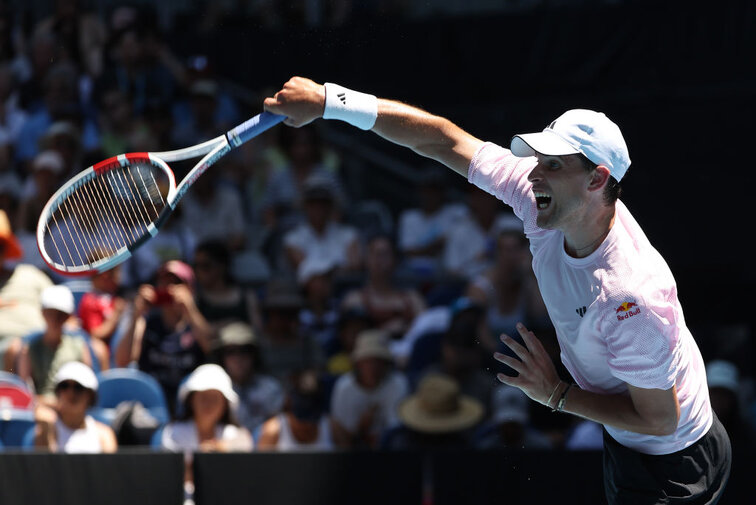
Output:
[263, 76, 484, 177]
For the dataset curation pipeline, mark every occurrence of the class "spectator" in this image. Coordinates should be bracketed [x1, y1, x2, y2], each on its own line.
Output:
[0, 209, 53, 355]
[160, 363, 253, 502]
[172, 79, 238, 148]
[330, 329, 408, 449]
[77, 260, 126, 352]
[214, 321, 284, 435]
[38, 120, 84, 179]
[325, 307, 372, 376]
[178, 164, 246, 252]
[15, 62, 100, 167]
[120, 205, 197, 288]
[258, 277, 324, 381]
[33, 361, 117, 453]
[297, 254, 340, 351]
[417, 298, 495, 415]
[15, 150, 65, 243]
[466, 215, 550, 346]
[159, 363, 253, 453]
[194, 240, 263, 334]
[475, 384, 553, 450]
[16, 30, 57, 113]
[114, 260, 213, 413]
[442, 184, 513, 280]
[257, 368, 334, 451]
[397, 167, 464, 275]
[33, 0, 108, 79]
[0, 63, 27, 144]
[706, 360, 755, 450]
[263, 125, 340, 231]
[95, 23, 178, 117]
[282, 173, 360, 273]
[3, 285, 92, 406]
[341, 233, 425, 340]
[95, 86, 147, 158]
[383, 373, 484, 450]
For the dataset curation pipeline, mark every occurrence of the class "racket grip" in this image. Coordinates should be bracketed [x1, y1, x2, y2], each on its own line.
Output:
[226, 112, 286, 148]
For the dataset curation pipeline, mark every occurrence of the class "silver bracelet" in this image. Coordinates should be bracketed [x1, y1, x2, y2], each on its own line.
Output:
[553, 383, 573, 413]
[546, 381, 563, 409]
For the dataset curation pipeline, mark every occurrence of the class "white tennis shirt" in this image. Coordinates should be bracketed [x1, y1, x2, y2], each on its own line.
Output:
[468, 142, 712, 455]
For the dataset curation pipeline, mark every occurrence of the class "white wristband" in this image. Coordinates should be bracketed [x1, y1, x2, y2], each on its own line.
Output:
[322, 82, 378, 131]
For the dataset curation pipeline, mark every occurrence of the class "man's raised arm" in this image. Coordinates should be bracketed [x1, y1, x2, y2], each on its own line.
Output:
[263, 77, 484, 178]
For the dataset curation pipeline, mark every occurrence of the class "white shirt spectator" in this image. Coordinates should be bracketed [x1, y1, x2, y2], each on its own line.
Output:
[179, 184, 245, 246]
[442, 210, 518, 279]
[55, 415, 103, 454]
[398, 203, 465, 254]
[283, 221, 358, 270]
[160, 420, 253, 452]
[330, 370, 409, 438]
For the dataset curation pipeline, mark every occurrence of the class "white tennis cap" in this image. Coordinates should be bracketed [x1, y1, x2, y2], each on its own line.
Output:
[178, 364, 239, 409]
[54, 361, 98, 391]
[510, 109, 631, 181]
[40, 285, 75, 314]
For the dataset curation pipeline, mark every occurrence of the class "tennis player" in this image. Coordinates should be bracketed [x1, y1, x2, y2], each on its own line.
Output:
[264, 77, 731, 504]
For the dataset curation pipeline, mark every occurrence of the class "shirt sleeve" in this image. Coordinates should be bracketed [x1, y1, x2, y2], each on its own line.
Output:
[604, 298, 682, 390]
[467, 142, 543, 242]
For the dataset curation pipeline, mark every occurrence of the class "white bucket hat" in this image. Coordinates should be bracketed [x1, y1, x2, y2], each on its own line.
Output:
[510, 109, 631, 181]
[54, 361, 98, 391]
[178, 364, 239, 409]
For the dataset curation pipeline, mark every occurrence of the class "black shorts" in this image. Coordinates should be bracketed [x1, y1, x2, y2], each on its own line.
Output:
[602, 413, 731, 505]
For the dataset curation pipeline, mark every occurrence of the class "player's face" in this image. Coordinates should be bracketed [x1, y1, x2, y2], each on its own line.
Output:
[527, 154, 592, 231]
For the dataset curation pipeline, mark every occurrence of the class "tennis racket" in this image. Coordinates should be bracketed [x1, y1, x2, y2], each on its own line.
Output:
[36, 111, 286, 276]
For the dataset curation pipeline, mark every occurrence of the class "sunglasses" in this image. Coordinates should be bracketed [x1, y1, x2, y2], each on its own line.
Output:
[56, 380, 87, 394]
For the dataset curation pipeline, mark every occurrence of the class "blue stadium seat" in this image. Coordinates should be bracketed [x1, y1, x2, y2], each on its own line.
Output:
[91, 369, 170, 426]
[0, 409, 36, 449]
[150, 424, 166, 449]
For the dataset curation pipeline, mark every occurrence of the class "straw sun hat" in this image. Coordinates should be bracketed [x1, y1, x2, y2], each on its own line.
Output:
[398, 373, 484, 434]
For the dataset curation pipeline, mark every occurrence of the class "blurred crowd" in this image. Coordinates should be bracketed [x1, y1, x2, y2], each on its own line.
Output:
[1, 1, 755, 496]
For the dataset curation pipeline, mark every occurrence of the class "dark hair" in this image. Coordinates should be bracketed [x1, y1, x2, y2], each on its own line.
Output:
[578, 154, 623, 205]
[194, 239, 233, 283]
[54, 382, 98, 408]
[179, 391, 237, 426]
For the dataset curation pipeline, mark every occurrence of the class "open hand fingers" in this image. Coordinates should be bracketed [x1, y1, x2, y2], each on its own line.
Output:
[500, 332, 531, 363]
[493, 351, 524, 375]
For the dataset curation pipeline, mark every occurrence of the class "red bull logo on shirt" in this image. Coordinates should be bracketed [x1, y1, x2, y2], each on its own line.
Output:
[616, 301, 641, 321]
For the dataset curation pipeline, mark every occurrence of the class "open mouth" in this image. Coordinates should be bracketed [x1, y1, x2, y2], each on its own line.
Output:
[534, 191, 552, 210]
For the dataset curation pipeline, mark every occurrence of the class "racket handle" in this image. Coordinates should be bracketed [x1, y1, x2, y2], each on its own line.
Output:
[226, 112, 286, 148]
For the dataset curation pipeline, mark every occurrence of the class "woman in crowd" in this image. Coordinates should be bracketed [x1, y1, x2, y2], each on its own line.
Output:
[34, 361, 117, 453]
[341, 233, 425, 341]
[193, 239, 263, 333]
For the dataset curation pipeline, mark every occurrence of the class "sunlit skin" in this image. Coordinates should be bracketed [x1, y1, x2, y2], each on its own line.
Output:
[191, 389, 228, 443]
[354, 357, 389, 390]
[55, 381, 92, 429]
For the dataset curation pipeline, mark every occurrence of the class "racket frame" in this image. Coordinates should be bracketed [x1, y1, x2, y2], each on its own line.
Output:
[37, 112, 284, 276]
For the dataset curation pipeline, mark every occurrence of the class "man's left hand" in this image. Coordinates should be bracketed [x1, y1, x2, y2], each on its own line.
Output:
[494, 322, 562, 407]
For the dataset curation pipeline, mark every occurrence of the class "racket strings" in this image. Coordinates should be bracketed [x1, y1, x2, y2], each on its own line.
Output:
[42, 161, 169, 268]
